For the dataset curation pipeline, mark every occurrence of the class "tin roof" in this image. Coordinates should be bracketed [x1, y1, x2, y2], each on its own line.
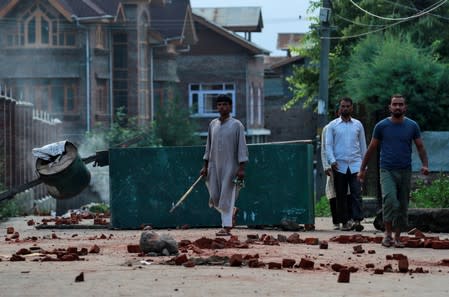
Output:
[192, 7, 263, 32]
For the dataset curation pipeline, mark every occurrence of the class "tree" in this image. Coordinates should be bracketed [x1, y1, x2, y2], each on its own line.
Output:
[287, 0, 449, 130]
[344, 34, 449, 131]
[154, 97, 201, 146]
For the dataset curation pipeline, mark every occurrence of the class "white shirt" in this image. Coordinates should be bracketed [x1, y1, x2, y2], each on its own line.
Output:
[325, 117, 367, 174]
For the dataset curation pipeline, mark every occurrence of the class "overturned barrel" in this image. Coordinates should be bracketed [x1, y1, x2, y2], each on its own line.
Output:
[36, 142, 91, 199]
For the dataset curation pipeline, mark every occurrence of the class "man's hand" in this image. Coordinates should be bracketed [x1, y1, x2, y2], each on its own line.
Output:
[421, 166, 429, 176]
[325, 168, 332, 176]
[236, 167, 245, 180]
[200, 166, 208, 177]
[331, 162, 338, 171]
[357, 169, 366, 183]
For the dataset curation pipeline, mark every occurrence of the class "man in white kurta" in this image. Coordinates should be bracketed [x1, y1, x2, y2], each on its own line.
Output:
[201, 95, 248, 236]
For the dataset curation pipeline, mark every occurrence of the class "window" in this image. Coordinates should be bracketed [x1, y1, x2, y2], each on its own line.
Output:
[5, 4, 76, 48]
[95, 25, 105, 49]
[9, 79, 79, 115]
[96, 81, 108, 115]
[189, 83, 236, 117]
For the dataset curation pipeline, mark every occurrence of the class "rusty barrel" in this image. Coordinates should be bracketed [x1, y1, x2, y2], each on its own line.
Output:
[36, 142, 91, 199]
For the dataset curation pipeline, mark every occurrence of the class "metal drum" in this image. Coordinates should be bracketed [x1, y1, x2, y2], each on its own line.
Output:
[36, 142, 91, 199]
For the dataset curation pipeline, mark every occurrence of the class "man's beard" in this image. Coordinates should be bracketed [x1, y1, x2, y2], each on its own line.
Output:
[392, 111, 403, 118]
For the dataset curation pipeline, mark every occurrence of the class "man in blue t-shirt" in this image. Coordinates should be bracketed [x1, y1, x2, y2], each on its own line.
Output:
[358, 94, 429, 248]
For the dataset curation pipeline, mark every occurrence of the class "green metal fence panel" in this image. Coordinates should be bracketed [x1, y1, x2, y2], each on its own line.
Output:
[109, 143, 314, 229]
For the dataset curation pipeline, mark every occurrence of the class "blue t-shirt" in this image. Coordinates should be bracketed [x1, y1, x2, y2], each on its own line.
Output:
[373, 117, 421, 170]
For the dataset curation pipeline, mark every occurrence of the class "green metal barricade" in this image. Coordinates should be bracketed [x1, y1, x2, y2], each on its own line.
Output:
[109, 143, 314, 229]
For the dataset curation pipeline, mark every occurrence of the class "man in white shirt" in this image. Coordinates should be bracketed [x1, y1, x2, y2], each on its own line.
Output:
[326, 97, 367, 231]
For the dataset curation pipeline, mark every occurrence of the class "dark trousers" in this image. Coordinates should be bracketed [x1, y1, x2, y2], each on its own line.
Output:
[333, 168, 363, 224]
[329, 196, 351, 225]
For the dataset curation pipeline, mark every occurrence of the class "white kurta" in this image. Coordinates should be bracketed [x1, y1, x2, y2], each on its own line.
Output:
[203, 116, 249, 213]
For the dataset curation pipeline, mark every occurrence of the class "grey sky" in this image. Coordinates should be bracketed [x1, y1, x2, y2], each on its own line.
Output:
[190, 0, 315, 56]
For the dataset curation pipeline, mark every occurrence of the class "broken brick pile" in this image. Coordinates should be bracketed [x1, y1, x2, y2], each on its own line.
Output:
[9, 245, 101, 262]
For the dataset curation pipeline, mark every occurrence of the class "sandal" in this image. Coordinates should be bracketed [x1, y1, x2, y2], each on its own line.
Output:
[381, 236, 393, 248]
[216, 229, 232, 237]
[394, 239, 405, 248]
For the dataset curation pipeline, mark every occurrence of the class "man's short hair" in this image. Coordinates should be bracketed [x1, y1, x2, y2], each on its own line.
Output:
[391, 94, 405, 102]
[339, 97, 353, 105]
[216, 94, 232, 104]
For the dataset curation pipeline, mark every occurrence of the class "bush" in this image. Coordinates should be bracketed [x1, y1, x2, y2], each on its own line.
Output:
[411, 174, 449, 208]
[0, 200, 20, 219]
[315, 197, 331, 217]
[88, 203, 110, 214]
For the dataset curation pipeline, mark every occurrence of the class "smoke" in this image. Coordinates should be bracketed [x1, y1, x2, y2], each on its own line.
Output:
[77, 133, 110, 204]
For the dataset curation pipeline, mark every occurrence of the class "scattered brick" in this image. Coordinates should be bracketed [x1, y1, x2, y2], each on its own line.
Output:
[304, 238, 319, 245]
[331, 263, 347, 272]
[282, 258, 296, 268]
[268, 262, 282, 269]
[67, 247, 78, 254]
[374, 269, 384, 274]
[6, 227, 14, 234]
[10, 254, 26, 261]
[51, 233, 59, 239]
[247, 234, 259, 240]
[352, 245, 364, 254]
[89, 245, 100, 254]
[11, 232, 19, 239]
[367, 250, 376, 254]
[229, 254, 243, 267]
[432, 240, 449, 249]
[392, 254, 407, 260]
[174, 254, 188, 265]
[127, 244, 141, 253]
[277, 234, 287, 242]
[27, 220, 35, 226]
[319, 240, 328, 249]
[298, 258, 314, 270]
[75, 272, 84, 282]
[287, 233, 302, 244]
[78, 248, 88, 256]
[16, 248, 31, 255]
[439, 259, 449, 266]
[183, 260, 195, 268]
[366, 263, 375, 269]
[337, 269, 350, 283]
[398, 258, 409, 273]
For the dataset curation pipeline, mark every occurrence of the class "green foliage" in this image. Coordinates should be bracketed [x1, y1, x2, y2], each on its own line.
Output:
[286, 1, 449, 131]
[88, 203, 110, 214]
[344, 34, 449, 130]
[411, 174, 449, 208]
[0, 200, 20, 219]
[86, 107, 162, 150]
[315, 197, 331, 217]
[155, 97, 201, 146]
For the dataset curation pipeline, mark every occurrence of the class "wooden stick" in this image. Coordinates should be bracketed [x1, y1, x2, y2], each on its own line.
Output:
[169, 175, 203, 213]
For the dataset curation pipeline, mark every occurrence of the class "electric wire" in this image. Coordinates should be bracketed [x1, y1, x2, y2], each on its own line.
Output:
[349, 0, 447, 21]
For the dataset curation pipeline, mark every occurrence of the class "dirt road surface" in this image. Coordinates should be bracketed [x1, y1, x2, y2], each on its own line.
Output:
[1, 216, 448, 297]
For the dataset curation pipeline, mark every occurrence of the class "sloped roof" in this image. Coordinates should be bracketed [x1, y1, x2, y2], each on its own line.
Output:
[150, 0, 197, 44]
[193, 7, 263, 32]
[265, 55, 304, 70]
[193, 13, 269, 55]
[277, 33, 305, 50]
[0, 0, 122, 20]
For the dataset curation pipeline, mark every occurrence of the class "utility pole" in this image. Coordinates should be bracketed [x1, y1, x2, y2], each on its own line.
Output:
[315, 0, 331, 203]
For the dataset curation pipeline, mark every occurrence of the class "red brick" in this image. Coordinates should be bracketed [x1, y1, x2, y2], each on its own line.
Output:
[304, 238, 319, 245]
[319, 240, 328, 249]
[282, 258, 296, 268]
[287, 233, 302, 244]
[127, 244, 141, 253]
[398, 258, 409, 273]
[6, 227, 14, 234]
[337, 269, 350, 283]
[268, 262, 282, 269]
[298, 258, 314, 269]
[174, 254, 188, 265]
[89, 245, 100, 254]
[432, 240, 449, 249]
[331, 263, 347, 272]
[183, 260, 195, 268]
[229, 254, 243, 267]
[374, 269, 384, 274]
